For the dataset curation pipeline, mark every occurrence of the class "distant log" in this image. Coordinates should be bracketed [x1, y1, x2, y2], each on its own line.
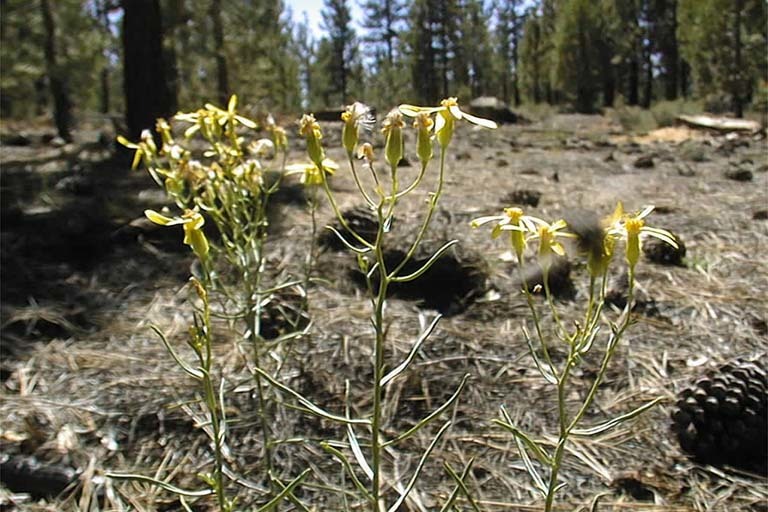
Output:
[676, 115, 761, 133]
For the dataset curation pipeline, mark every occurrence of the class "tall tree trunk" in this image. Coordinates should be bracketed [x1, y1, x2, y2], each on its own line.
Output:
[641, 35, 653, 108]
[211, 0, 229, 106]
[663, 0, 679, 101]
[122, 0, 175, 139]
[732, 0, 744, 118]
[628, 56, 639, 105]
[512, 22, 521, 106]
[96, 0, 111, 114]
[40, 0, 72, 141]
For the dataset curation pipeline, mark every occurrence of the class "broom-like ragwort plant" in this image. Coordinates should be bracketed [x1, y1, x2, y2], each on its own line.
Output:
[256, 99, 495, 511]
[111, 96, 311, 509]
[472, 202, 677, 511]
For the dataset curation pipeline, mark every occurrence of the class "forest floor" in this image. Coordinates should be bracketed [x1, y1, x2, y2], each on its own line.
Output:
[0, 111, 766, 511]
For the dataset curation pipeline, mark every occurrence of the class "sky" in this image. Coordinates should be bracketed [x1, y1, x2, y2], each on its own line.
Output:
[285, 0, 363, 37]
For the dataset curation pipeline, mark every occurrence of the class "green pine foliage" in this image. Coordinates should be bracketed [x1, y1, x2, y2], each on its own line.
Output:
[3, 0, 766, 129]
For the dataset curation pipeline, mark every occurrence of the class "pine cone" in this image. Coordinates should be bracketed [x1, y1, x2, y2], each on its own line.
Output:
[671, 357, 767, 474]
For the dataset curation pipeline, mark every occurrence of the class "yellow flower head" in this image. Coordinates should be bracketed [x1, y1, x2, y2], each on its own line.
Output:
[528, 219, 575, 269]
[145, 208, 209, 261]
[399, 97, 497, 149]
[299, 114, 325, 166]
[607, 203, 678, 271]
[357, 142, 375, 162]
[285, 158, 339, 187]
[381, 109, 405, 167]
[471, 207, 547, 260]
[272, 126, 288, 151]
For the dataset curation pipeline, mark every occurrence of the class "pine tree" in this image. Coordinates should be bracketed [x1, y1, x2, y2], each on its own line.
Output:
[122, 0, 175, 139]
[495, 0, 525, 105]
[360, 0, 408, 106]
[679, 0, 767, 117]
[321, 0, 356, 105]
[553, 0, 604, 112]
[408, 0, 439, 104]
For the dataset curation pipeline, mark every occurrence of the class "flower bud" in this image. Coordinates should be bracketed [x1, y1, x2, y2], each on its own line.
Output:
[624, 218, 643, 271]
[414, 113, 434, 166]
[382, 109, 405, 168]
[299, 114, 324, 167]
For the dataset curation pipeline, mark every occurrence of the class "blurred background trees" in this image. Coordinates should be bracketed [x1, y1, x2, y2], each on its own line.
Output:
[0, 0, 765, 136]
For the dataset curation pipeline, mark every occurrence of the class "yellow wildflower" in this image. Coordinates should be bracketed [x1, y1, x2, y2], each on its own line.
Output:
[145, 209, 210, 261]
[399, 97, 497, 148]
[606, 203, 678, 271]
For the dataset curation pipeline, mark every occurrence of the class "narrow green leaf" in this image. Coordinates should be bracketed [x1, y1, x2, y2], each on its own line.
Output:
[253, 367, 370, 426]
[151, 325, 203, 380]
[387, 421, 452, 512]
[571, 397, 663, 437]
[381, 315, 442, 387]
[325, 225, 371, 254]
[255, 469, 311, 512]
[106, 472, 214, 497]
[385, 374, 469, 447]
[347, 424, 373, 481]
[514, 435, 547, 496]
[440, 458, 482, 512]
[496, 406, 552, 465]
[521, 326, 557, 384]
[320, 442, 373, 501]
[390, 240, 458, 282]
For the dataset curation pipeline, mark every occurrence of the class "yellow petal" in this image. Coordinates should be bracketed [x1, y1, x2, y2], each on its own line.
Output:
[228, 94, 238, 113]
[398, 104, 442, 117]
[116, 135, 137, 149]
[236, 115, 258, 129]
[145, 209, 177, 226]
[460, 111, 498, 129]
[130, 148, 143, 170]
[434, 112, 447, 135]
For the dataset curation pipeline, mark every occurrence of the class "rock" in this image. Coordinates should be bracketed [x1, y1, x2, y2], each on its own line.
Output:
[0, 456, 80, 498]
[677, 163, 696, 177]
[753, 210, 768, 220]
[501, 189, 542, 207]
[455, 151, 472, 160]
[633, 155, 655, 168]
[496, 159, 509, 167]
[725, 168, 753, 181]
[468, 96, 518, 124]
[51, 136, 67, 147]
[0, 132, 32, 146]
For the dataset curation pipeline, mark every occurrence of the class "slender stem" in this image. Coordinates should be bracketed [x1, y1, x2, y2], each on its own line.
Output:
[303, 186, 319, 312]
[198, 292, 227, 511]
[370, 202, 390, 511]
[320, 170, 375, 249]
[517, 256, 558, 379]
[388, 156, 445, 279]
[347, 152, 376, 207]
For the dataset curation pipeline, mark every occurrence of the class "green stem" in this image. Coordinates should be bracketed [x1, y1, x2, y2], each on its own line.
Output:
[370, 204, 390, 511]
[517, 255, 558, 379]
[198, 292, 227, 511]
[347, 152, 376, 207]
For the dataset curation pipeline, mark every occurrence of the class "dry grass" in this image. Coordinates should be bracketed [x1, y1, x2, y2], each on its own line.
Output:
[1, 114, 766, 510]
